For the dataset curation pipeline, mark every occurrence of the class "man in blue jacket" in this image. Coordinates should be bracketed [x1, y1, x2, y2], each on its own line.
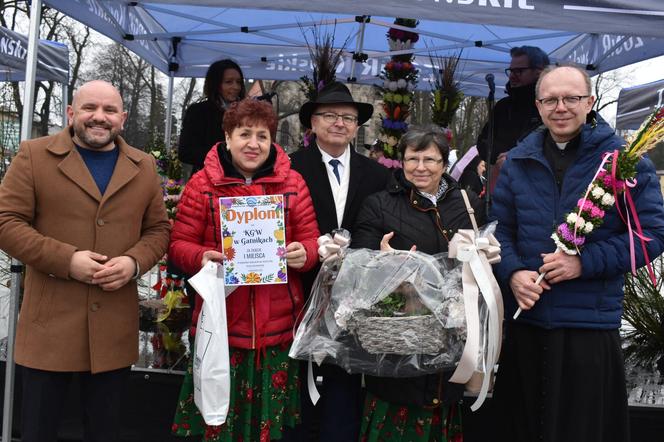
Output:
[491, 65, 664, 442]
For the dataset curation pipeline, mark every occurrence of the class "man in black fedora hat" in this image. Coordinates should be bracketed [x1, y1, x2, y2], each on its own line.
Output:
[290, 81, 390, 441]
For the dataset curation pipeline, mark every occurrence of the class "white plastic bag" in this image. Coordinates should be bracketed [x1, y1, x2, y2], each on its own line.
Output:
[188, 262, 231, 426]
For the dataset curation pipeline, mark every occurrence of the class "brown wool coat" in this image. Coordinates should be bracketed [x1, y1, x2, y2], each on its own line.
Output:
[0, 128, 171, 373]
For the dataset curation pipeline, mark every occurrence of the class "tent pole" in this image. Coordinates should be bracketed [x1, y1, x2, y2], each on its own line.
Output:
[348, 16, 369, 83]
[2, 259, 22, 442]
[62, 84, 68, 128]
[165, 74, 174, 149]
[5, 1, 42, 440]
[20, 1, 41, 141]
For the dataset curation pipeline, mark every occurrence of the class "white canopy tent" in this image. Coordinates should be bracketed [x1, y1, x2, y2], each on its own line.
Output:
[41, 0, 664, 94]
[7, 0, 664, 437]
[39, 0, 664, 142]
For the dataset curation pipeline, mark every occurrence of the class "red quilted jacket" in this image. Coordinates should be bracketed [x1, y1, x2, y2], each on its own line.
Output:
[169, 143, 320, 350]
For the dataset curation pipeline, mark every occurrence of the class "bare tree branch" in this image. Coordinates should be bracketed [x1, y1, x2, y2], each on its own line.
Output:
[179, 78, 197, 124]
[67, 25, 91, 104]
[597, 98, 619, 112]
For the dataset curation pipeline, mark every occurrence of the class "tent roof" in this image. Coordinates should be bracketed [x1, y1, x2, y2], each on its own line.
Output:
[43, 0, 664, 97]
[0, 25, 69, 83]
[616, 78, 664, 130]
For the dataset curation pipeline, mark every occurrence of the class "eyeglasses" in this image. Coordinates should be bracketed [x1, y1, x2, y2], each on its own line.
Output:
[313, 112, 359, 125]
[505, 67, 533, 76]
[536, 95, 590, 110]
[403, 156, 444, 168]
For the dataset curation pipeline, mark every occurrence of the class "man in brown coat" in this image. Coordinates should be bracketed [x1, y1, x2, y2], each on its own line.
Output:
[0, 80, 170, 441]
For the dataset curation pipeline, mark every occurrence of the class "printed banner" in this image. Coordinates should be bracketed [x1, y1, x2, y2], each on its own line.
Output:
[219, 195, 287, 286]
[0, 25, 69, 83]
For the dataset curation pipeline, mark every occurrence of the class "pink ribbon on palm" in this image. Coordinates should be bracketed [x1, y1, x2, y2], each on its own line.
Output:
[609, 150, 656, 286]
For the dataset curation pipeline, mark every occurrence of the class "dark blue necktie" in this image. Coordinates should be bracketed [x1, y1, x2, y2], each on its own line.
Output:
[329, 159, 341, 184]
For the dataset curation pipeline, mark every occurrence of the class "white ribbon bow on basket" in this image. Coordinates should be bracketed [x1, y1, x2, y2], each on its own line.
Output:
[317, 231, 350, 262]
[448, 228, 504, 411]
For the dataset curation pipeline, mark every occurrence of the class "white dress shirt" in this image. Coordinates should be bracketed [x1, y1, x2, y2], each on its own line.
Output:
[318, 145, 350, 228]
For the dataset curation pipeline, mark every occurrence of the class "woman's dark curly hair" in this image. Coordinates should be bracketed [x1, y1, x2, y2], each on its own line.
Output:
[223, 99, 277, 140]
[203, 59, 246, 103]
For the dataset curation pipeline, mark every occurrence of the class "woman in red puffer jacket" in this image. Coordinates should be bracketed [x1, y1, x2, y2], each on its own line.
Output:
[170, 99, 320, 442]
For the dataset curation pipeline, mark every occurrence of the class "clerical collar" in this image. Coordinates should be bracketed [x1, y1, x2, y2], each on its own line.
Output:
[556, 141, 569, 151]
[546, 132, 581, 153]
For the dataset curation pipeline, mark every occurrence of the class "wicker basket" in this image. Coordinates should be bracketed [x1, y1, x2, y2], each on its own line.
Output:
[346, 314, 447, 355]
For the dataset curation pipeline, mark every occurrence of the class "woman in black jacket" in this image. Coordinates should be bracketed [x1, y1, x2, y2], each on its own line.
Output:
[178, 59, 246, 174]
[353, 125, 485, 441]
[458, 155, 486, 197]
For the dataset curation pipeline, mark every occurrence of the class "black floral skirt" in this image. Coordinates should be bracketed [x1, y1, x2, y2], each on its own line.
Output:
[492, 322, 630, 442]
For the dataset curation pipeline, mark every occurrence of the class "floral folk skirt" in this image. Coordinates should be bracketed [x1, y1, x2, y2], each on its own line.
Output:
[172, 343, 300, 441]
[360, 392, 463, 442]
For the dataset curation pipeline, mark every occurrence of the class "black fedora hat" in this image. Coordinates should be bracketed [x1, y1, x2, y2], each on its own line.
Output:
[299, 82, 374, 129]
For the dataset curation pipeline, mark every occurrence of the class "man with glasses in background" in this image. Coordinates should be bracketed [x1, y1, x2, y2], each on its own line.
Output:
[289, 81, 390, 441]
[490, 65, 664, 442]
[477, 45, 550, 191]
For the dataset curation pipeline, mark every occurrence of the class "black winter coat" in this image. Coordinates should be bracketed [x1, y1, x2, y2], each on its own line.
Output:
[178, 100, 224, 173]
[352, 170, 485, 407]
[477, 82, 542, 164]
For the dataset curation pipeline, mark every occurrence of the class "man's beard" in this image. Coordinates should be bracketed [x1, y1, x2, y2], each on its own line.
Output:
[74, 122, 119, 149]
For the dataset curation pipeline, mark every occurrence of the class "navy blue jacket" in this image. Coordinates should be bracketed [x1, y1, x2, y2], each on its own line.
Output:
[492, 115, 664, 329]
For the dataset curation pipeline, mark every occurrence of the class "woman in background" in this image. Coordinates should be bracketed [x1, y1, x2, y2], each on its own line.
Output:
[450, 145, 486, 197]
[458, 155, 486, 197]
[178, 59, 246, 174]
[173, 59, 247, 326]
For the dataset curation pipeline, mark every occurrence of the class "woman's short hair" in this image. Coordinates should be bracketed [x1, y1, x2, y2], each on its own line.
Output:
[203, 59, 246, 102]
[398, 125, 451, 165]
[223, 99, 277, 139]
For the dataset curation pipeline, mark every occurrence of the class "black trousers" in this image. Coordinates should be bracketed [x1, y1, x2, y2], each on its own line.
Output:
[285, 361, 363, 442]
[20, 364, 131, 442]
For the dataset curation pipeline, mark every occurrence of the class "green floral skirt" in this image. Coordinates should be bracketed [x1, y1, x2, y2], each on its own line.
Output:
[172, 343, 300, 441]
[360, 392, 463, 442]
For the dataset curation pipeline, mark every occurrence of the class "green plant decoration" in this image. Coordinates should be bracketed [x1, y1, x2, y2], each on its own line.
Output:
[623, 257, 664, 370]
[429, 51, 464, 130]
